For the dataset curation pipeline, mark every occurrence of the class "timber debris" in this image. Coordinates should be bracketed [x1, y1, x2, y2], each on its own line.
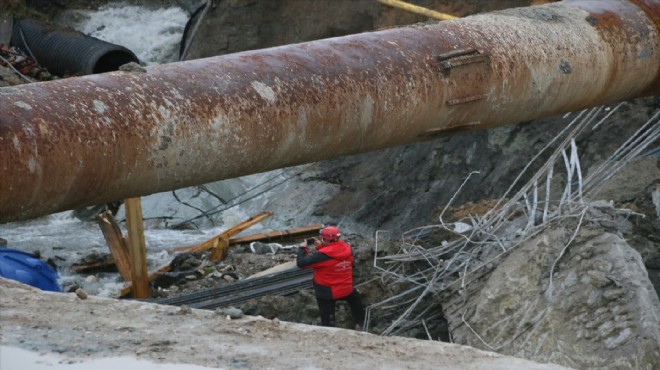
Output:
[0, 44, 52, 84]
[79, 208, 318, 298]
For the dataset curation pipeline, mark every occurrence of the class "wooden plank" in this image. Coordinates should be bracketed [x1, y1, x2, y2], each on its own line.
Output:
[246, 261, 297, 279]
[206, 212, 271, 260]
[104, 222, 319, 278]
[119, 212, 273, 297]
[97, 210, 133, 281]
[168, 211, 273, 255]
[210, 237, 229, 261]
[228, 224, 323, 245]
[125, 198, 150, 299]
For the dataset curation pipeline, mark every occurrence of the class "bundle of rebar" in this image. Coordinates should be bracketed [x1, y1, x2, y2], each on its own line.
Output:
[366, 105, 660, 337]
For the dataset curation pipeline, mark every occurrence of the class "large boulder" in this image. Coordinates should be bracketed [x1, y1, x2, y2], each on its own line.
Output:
[445, 202, 660, 369]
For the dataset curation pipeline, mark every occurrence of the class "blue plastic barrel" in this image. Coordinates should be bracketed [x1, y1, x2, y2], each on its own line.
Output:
[0, 248, 61, 292]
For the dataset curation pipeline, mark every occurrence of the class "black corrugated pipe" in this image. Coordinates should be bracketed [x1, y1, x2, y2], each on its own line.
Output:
[10, 18, 139, 76]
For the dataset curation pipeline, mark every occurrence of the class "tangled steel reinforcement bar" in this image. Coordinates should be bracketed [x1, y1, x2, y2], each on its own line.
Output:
[1, 0, 659, 223]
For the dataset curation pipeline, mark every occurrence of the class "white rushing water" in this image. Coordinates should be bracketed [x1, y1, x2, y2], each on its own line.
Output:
[0, 4, 335, 297]
[72, 4, 190, 65]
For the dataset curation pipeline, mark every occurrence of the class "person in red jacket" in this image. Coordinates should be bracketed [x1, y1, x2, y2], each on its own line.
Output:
[297, 225, 365, 329]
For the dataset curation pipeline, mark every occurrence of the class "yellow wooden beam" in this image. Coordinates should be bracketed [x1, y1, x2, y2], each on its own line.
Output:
[228, 224, 323, 245]
[169, 211, 273, 256]
[125, 197, 150, 299]
[119, 222, 317, 296]
[209, 237, 230, 261]
[97, 210, 132, 281]
[119, 211, 273, 297]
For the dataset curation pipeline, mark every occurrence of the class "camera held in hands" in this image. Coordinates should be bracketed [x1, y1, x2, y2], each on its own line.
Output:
[306, 238, 316, 246]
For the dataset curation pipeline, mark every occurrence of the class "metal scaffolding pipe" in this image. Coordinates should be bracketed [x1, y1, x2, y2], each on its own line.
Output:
[1, 0, 659, 223]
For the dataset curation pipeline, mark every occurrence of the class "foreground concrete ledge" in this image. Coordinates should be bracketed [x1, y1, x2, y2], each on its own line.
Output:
[0, 278, 572, 369]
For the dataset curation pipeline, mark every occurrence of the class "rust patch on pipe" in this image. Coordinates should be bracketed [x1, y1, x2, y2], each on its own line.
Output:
[631, 0, 660, 26]
[568, 0, 660, 100]
[630, 0, 660, 95]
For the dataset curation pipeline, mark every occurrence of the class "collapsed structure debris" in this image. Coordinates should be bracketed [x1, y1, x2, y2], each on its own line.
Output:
[78, 207, 319, 298]
[367, 106, 660, 367]
[0, 44, 45, 84]
[369, 106, 660, 333]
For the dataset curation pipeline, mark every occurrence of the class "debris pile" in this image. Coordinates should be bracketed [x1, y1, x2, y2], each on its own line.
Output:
[363, 106, 660, 368]
[0, 44, 54, 85]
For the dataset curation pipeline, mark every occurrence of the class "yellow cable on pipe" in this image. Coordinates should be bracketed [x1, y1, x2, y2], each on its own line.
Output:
[377, 0, 457, 21]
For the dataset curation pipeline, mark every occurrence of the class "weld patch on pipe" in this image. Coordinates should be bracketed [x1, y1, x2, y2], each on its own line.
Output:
[12, 135, 21, 152]
[251, 81, 277, 104]
[14, 101, 32, 110]
[359, 97, 374, 130]
[297, 108, 309, 137]
[93, 100, 108, 114]
[27, 157, 38, 174]
[211, 114, 227, 132]
[0, 87, 20, 95]
[358, 97, 374, 149]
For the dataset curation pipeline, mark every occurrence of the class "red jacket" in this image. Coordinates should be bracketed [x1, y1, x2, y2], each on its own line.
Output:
[297, 240, 354, 299]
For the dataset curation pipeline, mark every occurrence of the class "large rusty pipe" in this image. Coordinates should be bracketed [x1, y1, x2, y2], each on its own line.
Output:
[1, 0, 659, 223]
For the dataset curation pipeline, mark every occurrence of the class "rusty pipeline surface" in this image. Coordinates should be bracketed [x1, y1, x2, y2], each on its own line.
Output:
[1, 0, 659, 223]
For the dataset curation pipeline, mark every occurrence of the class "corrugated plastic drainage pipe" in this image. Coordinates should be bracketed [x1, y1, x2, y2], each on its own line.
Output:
[10, 17, 139, 76]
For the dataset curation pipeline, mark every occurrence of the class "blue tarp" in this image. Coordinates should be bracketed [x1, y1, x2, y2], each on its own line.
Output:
[0, 248, 61, 292]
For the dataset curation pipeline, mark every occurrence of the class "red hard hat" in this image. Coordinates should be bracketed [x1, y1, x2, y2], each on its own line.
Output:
[319, 226, 341, 241]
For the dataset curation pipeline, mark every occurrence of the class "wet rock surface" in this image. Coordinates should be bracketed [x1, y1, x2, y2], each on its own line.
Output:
[444, 202, 660, 369]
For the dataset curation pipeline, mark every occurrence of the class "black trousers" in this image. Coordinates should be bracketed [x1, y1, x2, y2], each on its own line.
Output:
[316, 290, 365, 328]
